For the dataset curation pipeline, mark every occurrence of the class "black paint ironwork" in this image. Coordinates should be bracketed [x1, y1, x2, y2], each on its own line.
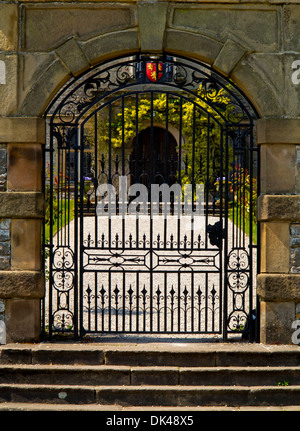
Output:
[43, 54, 259, 341]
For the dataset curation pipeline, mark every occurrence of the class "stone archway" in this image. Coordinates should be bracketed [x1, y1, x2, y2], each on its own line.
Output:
[0, 1, 299, 344]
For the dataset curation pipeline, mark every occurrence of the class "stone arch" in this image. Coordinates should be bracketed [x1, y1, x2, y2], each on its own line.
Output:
[18, 27, 281, 119]
[19, 29, 140, 117]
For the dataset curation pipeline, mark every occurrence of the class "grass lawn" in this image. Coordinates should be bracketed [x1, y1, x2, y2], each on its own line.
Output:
[44, 199, 75, 243]
[228, 204, 257, 244]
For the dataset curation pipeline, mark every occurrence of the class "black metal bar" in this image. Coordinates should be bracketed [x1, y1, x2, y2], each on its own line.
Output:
[205, 115, 210, 249]
[223, 126, 229, 341]
[48, 126, 54, 339]
[73, 129, 79, 340]
[219, 127, 224, 335]
[94, 112, 98, 242]
[79, 124, 85, 338]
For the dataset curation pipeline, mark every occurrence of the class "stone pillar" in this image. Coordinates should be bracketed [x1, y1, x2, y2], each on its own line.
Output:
[257, 119, 300, 344]
[0, 117, 44, 343]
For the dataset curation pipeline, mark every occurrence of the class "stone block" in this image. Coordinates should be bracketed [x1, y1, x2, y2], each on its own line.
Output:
[137, 2, 169, 53]
[5, 299, 41, 343]
[11, 219, 41, 271]
[82, 29, 140, 66]
[22, 4, 135, 52]
[291, 224, 300, 237]
[0, 257, 10, 270]
[0, 300, 5, 314]
[55, 37, 90, 77]
[245, 54, 287, 115]
[296, 146, 300, 194]
[260, 144, 296, 194]
[0, 219, 11, 230]
[260, 223, 290, 273]
[257, 274, 300, 302]
[0, 117, 45, 144]
[0, 321, 6, 345]
[165, 29, 222, 65]
[170, 5, 280, 53]
[0, 230, 9, 242]
[283, 54, 300, 119]
[257, 118, 300, 145]
[291, 224, 300, 273]
[0, 270, 44, 298]
[213, 39, 247, 76]
[0, 54, 18, 116]
[0, 192, 44, 219]
[0, 4, 18, 51]
[291, 237, 300, 248]
[19, 58, 70, 117]
[258, 195, 300, 222]
[260, 301, 295, 345]
[0, 242, 10, 256]
[231, 59, 281, 117]
[251, 53, 300, 118]
[7, 143, 42, 192]
[283, 5, 300, 52]
[0, 175, 6, 192]
[0, 148, 7, 176]
[18, 53, 56, 113]
[291, 248, 300, 273]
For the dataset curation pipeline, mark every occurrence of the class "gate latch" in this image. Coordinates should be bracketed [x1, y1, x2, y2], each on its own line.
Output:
[207, 221, 225, 249]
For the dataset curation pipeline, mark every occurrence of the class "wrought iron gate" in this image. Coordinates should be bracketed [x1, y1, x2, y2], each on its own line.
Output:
[43, 54, 259, 341]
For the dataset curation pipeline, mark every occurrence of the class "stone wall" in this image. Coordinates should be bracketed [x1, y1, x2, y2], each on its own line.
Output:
[0, 219, 10, 271]
[0, 118, 44, 343]
[291, 225, 300, 274]
[0, 0, 299, 343]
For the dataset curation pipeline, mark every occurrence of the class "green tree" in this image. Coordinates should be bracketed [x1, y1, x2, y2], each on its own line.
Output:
[86, 85, 232, 187]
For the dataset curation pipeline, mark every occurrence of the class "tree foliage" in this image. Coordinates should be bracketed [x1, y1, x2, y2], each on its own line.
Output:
[89, 85, 233, 186]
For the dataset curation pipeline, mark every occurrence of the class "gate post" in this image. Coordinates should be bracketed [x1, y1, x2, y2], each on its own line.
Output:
[257, 118, 300, 344]
[0, 117, 44, 343]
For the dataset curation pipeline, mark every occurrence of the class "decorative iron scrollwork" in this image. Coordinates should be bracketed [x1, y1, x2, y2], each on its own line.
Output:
[48, 55, 256, 126]
[228, 248, 249, 271]
[81, 281, 220, 333]
[227, 310, 248, 333]
[52, 309, 74, 331]
[53, 246, 74, 270]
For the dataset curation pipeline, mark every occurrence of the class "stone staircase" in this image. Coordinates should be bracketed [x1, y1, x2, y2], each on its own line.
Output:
[1, 342, 300, 410]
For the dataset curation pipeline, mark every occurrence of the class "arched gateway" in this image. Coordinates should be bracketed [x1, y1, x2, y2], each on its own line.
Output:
[43, 54, 258, 341]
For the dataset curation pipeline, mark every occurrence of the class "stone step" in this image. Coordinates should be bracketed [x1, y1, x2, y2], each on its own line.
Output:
[1, 403, 299, 411]
[1, 342, 300, 409]
[0, 364, 299, 387]
[1, 343, 300, 367]
[0, 384, 299, 407]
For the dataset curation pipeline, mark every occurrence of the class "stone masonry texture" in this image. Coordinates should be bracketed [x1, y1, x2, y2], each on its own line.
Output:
[291, 225, 300, 274]
[0, 219, 10, 271]
[0, 145, 6, 192]
[0, 0, 299, 344]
